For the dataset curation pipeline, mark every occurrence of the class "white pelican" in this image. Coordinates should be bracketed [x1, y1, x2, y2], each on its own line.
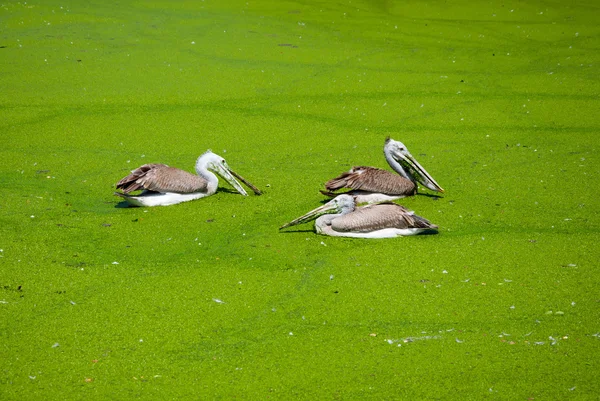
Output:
[322, 138, 444, 203]
[279, 194, 438, 238]
[115, 150, 260, 207]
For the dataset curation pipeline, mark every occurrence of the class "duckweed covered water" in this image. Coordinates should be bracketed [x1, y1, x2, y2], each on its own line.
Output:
[1, 0, 599, 399]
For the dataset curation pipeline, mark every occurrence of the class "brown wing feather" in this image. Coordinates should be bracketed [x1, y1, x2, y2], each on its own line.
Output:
[116, 164, 166, 193]
[325, 167, 416, 196]
[116, 164, 208, 194]
[331, 203, 436, 232]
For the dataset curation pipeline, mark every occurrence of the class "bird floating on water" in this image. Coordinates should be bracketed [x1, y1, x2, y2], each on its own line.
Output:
[115, 150, 261, 207]
[322, 138, 444, 204]
[279, 194, 438, 238]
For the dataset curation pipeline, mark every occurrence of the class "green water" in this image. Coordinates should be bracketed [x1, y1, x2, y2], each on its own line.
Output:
[1, 0, 598, 399]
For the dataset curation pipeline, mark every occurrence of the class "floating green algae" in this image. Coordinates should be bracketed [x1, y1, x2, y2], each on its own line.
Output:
[1, 0, 599, 399]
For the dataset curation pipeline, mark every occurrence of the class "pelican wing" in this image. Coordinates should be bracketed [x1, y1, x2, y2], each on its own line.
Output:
[331, 203, 436, 233]
[325, 167, 416, 195]
[116, 164, 208, 194]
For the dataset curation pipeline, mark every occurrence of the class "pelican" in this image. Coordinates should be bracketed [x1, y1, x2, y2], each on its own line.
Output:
[115, 150, 260, 207]
[322, 138, 444, 203]
[279, 194, 438, 238]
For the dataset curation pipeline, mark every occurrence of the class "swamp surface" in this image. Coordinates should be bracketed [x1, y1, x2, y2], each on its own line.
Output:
[1, 0, 599, 399]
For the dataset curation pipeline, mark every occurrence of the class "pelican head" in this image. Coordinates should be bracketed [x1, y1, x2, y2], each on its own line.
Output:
[280, 194, 356, 229]
[384, 138, 444, 193]
[196, 151, 248, 196]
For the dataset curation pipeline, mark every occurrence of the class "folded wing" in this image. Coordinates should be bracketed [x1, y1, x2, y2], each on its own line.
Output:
[116, 164, 208, 194]
[325, 167, 416, 196]
[331, 203, 436, 233]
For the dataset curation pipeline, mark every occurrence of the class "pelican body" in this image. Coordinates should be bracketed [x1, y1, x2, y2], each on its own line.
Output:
[115, 151, 257, 207]
[280, 195, 438, 238]
[322, 138, 444, 203]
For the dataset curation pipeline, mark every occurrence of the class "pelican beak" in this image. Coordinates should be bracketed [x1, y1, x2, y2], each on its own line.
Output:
[391, 148, 444, 193]
[279, 200, 338, 230]
[229, 169, 262, 195]
[210, 163, 248, 196]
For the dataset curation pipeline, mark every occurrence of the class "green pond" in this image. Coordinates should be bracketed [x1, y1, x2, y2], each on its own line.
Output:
[1, 0, 599, 399]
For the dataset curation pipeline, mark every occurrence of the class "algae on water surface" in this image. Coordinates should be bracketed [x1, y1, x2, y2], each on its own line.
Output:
[1, 0, 599, 399]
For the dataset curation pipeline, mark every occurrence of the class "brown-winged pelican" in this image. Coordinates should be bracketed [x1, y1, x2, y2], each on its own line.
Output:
[279, 194, 438, 238]
[322, 138, 444, 203]
[115, 150, 260, 207]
